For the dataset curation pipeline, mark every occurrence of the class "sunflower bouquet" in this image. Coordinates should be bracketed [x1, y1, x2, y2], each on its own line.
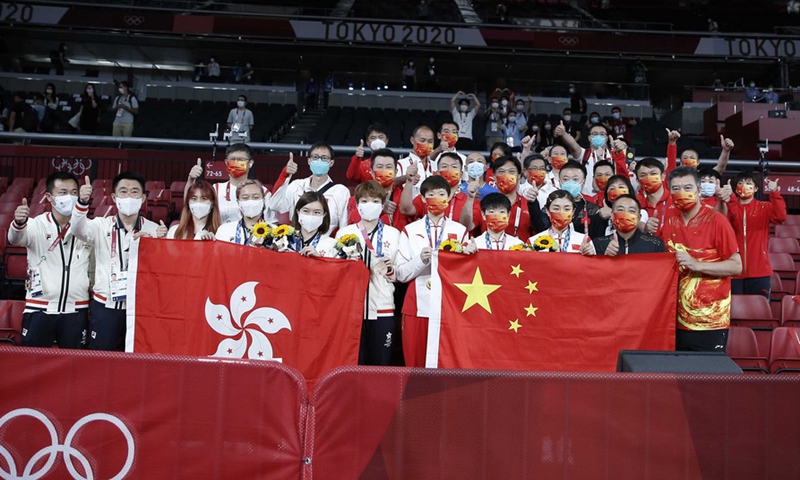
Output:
[271, 224, 296, 251]
[250, 222, 273, 247]
[532, 234, 559, 252]
[510, 244, 534, 252]
[335, 233, 363, 259]
[439, 239, 465, 253]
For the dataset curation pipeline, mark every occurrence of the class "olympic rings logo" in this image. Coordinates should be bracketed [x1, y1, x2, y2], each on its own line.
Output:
[558, 36, 579, 46]
[52, 157, 93, 176]
[123, 15, 144, 26]
[0, 408, 135, 480]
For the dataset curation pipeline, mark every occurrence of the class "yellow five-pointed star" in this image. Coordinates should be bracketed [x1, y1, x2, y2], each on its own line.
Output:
[510, 264, 524, 278]
[525, 280, 539, 294]
[508, 319, 522, 333]
[455, 267, 502, 313]
[524, 304, 538, 317]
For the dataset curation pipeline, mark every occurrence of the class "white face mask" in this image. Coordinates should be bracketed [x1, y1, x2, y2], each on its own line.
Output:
[237, 100, 246, 108]
[501, 99, 509, 107]
[52, 195, 78, 216]
[86, 88, 94, 95]
[491, 102, 499, 109]
[115, 197, 142, 216]
[563, 115, 572, 122]
[357, 202, 383, 221]
[118, 88, 125, 95]
[239, 199, 263, 218]
[700, 182, 717, 198]
[369, 139, 386, 151]
[189, 201, 212, 219]
[459, 104, 469, 112]
[298, 213, 324, 232]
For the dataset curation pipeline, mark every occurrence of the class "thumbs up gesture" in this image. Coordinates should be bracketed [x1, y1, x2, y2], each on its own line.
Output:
[554, 120, 566, 138]
[189, 158, 203, 180]
[156, 220, 168, 239]
[14, 198, 29, 225]
[355, 139, 365, 158]
[286, 152, 298, 176]
[767, 177, 780, 193]
[718, 179, 733, 202]
[605, 232, 619, 257]
[579, 234, 595, 256]
[79, 176, 93, 204]
[406, 159, 419, 183]
[721, 135, 735, 152]
[667, 128, 681, 145]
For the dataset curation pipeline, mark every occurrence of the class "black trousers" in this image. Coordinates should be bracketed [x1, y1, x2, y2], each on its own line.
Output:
[88, 299, 126, 351]
[731, 276, 771, 299]
[359, 316, 395, 366]
[676, 329, 728, 353]
[21, 310, 88, 348]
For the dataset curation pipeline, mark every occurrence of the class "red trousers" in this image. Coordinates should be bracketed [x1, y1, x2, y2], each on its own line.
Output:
[402, 314, 428, 368]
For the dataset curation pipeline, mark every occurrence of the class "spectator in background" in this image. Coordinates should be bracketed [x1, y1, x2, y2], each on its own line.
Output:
[708, 18, 719, 32]
[485, 96, 504, 150]
[417, 0, 430, 20]
[499, 109, 523, 149]
[451, 91, 480, 150]
[561, 107, 581, 143]
[607, 106, 635, 144]
[632, 60, 648, 99]
[111, 81, 138, 137]
[569, 84, 587, 123]
[496, 2, 507, 23]
[514, 96, 531, 138]
[242, 62, 255, 84]
[231, 62, 243, 83]
[41, 83, 58, 132]
[193, 61, 206, 83]
[425, 57, 437, 92]
[305, 78, 319, 109]
[206, 56, 221, 81]
[403, 61, 416, 90]
[539, 120, 554, 150]
[585, 111, 603, 130]
[31, 93, 46, 127]
[227, 94, 254, 143]
[77, 83, 101, 134]
[323, 71, 334, 107]
[50, 43, 67, 75]
[9, 91, 38, 134]
[764, 85, 779, 103]
[44, 83, 58, 111]
[745, 80, 761, 102]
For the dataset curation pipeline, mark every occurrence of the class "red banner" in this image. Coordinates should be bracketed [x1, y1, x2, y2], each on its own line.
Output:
[428, 251, 679, 371]
[128, 239, 369, 385]
[0, 347, 307, 479]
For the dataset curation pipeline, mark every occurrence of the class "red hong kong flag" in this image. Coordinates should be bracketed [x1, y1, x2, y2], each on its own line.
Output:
[127, 239, 369, 385]
[426, 251, 679, 371]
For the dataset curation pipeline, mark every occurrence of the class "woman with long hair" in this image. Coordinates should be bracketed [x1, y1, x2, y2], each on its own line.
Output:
[167, 180, 221, 240]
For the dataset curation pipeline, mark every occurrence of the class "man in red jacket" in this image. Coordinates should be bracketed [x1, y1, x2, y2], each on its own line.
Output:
[346, 123, 390, 183]
[725, 171, 787, 298]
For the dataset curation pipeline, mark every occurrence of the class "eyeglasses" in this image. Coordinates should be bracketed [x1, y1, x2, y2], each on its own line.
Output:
[310, 155, 331, 162]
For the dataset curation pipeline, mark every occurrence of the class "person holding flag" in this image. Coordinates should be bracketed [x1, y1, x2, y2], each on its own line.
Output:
[725, 171, 786, 298]
[396, 175, 469, 367]
[530, 190, 592, 254]
[463, 193, 525, 252]
[284, 191, 337, 257]
[336, 180, 402, 365]
[72, 172, 166, 351]
[589, 194, 666, 255]
[216, 179, 269, 246]
[167, 179, 221, 240]
[8, 172, 92, 348]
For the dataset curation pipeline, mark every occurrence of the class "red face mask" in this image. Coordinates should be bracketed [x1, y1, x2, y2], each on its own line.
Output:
[373, 169, 395, 188]
[736, 184, 755, 199]
[226, 160, 249, 179]
[485, 213, 509, 233]
[595, 176, 610, 192]
[671, 191, 698, 212]
[681, 157, 698, 169]
[527, 169, 546, 187]
[425, 196, 449, 216]
[639, 174, 663, 194]
[549, 211, 573, 231]
[607, 186, 629, 204]
[414, 142, 433, 158]
[550, 155, 568, 170]
[612, 211, 638, 233]
[438, 169, 462, 188]
[496, 173, 518, 194]
[442, 132, 458, 148]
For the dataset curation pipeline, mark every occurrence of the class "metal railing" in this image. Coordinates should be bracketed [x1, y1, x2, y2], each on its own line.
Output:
[0, 131, 795, 169]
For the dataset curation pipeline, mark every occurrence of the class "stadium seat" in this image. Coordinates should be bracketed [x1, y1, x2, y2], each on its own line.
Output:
[784, 215, 800, 226]
[0, 192, 23, 205]
[0, 300, 25, 345]
[0, 214, 13, 229]
[770, 253, 798, 294]
[726, 326, 769, 374]
[775, 225, 800, 239]
[92, 179, 111, 191]
[768, 327, 800, 374]
[730, 294, 778, 328]
[781, 296, 800, 328]
[769, 237, 800, 255]
[3, 248, 27, 285]
[145, 180, 166, 193]
[94, 205, 116, 217]
[29, 201, 50, 218]
[0, 203, 19, 215]
[0, 177, 8, 194]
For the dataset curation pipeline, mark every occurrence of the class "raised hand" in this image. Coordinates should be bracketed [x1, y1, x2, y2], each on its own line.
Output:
[721, 135, 735, 152]
[156, 220, 168, 238]
[14, 198, 29, 225]
[612, 138, 628, 152]
[467, 180, 480, 199]
[605, 232, 619, 257]
[645, 217, 659, 234]
[598, 205, 612, 220]
[522, 183, 538, 202]
[579, 235, 595, 256]
[718, 179, 733, 202]
[286, 152, 298, 176]
[554, 120, 566, 138]
[667, 128, 681, 145]
[355, 139, 365, 158]
[767, 177, 780, 193]
[406, 159, 419, 183]
[79, 176, 92, 204]
[420, 246, 432, 264]
[383, 199, 397, 215]
[189, 158, 203, 180]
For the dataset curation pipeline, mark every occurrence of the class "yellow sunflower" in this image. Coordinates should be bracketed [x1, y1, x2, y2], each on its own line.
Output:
[533, 235, 556, 251]
[273, 225, 294, 238]
[439, 239, 463, 253]
[338, 233, 359, 246]
[252, 222, 270, 238]
[509, 244, 525, 251]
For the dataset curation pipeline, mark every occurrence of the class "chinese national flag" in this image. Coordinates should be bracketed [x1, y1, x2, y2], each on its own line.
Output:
[127, 239, 369, 385]
[427, 251, 679, 371]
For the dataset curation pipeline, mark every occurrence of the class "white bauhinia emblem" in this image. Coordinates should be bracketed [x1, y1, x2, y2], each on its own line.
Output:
[205, 282, 292, 362]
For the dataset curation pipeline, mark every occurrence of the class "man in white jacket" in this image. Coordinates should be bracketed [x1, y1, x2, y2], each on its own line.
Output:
[9, 172, 92, 348]
[72, 172, 166, 351]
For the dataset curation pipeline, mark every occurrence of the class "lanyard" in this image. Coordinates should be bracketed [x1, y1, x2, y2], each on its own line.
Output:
[225, 182, 233, 201]
[512, 198, 522, 236]
[35, 217, 71, 267]
[303, 233, 321, 249]
[425, 216, 447, 250]
[484, 231, 506, 250]
[110, 217, 141, 266]
[358, 222, 384, 258]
